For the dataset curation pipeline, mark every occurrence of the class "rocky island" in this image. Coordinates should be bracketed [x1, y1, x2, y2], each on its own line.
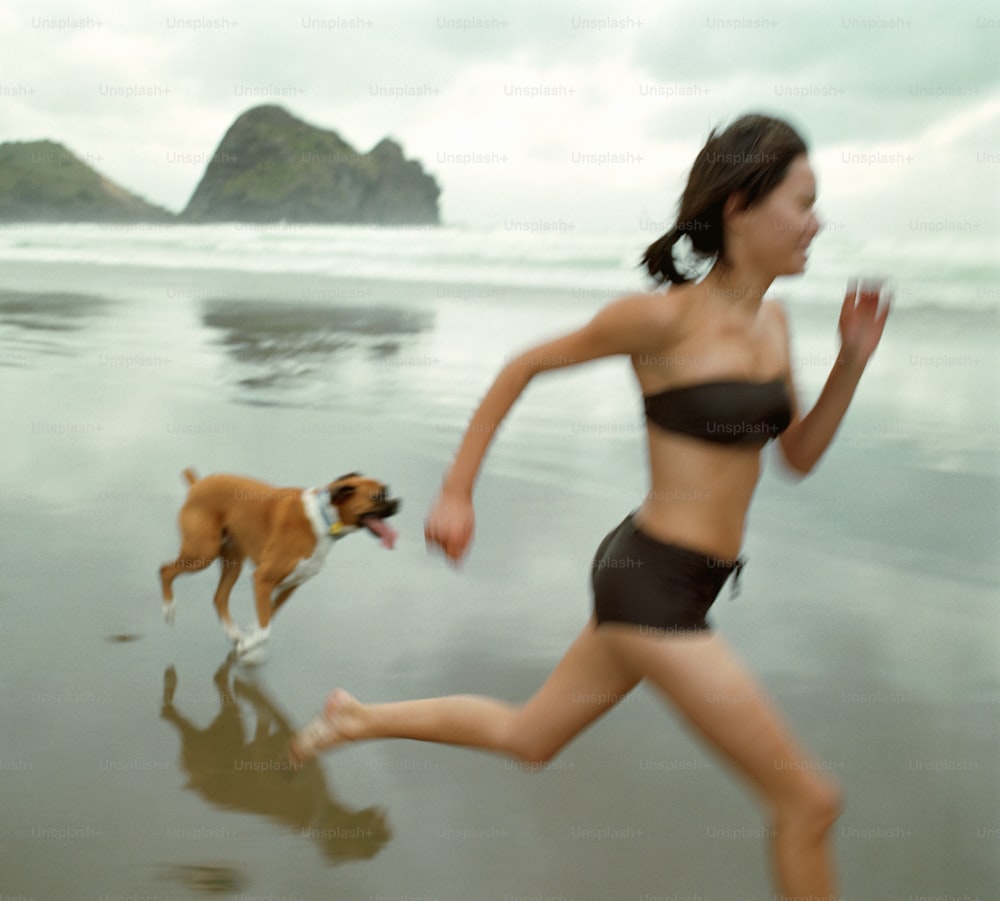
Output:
[0, 140, 173, 223]
[181, 105, 440, 225]
[0, 106, 440, 226]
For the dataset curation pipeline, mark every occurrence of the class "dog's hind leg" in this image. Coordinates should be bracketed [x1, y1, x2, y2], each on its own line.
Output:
[159, 510, 223, 623]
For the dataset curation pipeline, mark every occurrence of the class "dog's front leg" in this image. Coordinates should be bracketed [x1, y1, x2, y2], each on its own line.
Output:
[252, 568, 279, 631]
[234, 567, 283, 655]
[270, 585, 299, 618]
[215, 541, 246, 645]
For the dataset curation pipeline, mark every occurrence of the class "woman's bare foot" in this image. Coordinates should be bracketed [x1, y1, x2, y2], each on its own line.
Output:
[288, 689, 363, 763]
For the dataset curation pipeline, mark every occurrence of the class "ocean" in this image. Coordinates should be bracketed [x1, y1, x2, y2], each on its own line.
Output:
[1, 222, 998, 900]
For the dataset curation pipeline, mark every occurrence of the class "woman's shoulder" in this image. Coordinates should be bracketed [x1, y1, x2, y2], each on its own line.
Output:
[762, 296, 789, 316]
[761, 297, 791, 334]
[593, 286, 699, 357]
[599, 284, 697, 331]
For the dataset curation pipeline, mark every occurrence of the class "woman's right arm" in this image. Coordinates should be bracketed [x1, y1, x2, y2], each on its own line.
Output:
[425, 292, 671, 563]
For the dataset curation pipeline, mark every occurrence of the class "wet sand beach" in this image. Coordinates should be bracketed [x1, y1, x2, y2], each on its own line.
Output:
[1, 251, 998, 900]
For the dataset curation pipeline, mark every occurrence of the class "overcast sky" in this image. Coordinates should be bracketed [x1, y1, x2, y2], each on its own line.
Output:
[3, 0, 998, 236]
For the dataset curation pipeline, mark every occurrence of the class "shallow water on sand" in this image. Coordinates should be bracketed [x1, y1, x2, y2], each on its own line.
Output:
[1, 260, 998, 900]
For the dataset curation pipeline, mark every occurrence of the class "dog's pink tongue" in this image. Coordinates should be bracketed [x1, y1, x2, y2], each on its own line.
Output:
[364, 517, 397, 550]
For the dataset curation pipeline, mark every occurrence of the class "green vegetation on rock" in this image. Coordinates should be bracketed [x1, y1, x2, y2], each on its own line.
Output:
[181, 105, 440, 225]
[0, 140, 173, 223]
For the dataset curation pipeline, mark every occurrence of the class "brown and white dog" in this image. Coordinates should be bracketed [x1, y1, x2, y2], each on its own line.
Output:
[160, 468, 399, 655]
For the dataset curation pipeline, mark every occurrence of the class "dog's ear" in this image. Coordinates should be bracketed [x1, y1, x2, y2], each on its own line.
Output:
[334, 472, 361, 481]
[330, 484, 357, 505]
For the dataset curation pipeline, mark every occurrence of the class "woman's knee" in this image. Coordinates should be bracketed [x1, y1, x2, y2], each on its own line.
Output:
[496, 707, 563, 768]
[776, 774, 843, 836]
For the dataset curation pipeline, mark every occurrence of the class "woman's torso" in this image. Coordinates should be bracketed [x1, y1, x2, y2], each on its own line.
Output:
[628, 284, 793, 558]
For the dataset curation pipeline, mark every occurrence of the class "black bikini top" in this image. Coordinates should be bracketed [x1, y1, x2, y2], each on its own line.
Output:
[644, 378, 792, 445]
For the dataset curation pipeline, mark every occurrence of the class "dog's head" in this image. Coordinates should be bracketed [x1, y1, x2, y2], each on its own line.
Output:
[326, 473, 400, 548]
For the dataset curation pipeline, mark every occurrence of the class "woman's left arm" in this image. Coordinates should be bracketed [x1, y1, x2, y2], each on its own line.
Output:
[778, 282, 890, 475]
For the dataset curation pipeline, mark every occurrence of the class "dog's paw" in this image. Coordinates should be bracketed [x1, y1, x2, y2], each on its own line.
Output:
[235, 627, 271, 657]
[223, 621, 244, 645]
[162, 602, 175, 626]
[234, 645, 269, 666]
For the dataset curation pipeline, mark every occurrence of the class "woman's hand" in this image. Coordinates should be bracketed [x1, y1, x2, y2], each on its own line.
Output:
[424, 487, 475, 566]
[838, 279, 890, 368]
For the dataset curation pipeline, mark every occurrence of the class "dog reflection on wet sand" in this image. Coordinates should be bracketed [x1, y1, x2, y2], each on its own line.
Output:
[160, 661, 390, 863]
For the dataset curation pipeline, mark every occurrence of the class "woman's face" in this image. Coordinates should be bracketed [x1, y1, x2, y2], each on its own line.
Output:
[737, 154, 821, 276]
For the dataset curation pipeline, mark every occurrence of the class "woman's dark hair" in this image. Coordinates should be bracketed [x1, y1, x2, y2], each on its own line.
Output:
[642, 114, 809, 284]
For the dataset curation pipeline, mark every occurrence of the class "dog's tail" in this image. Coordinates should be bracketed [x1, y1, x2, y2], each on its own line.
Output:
[182, 467, 198, 487]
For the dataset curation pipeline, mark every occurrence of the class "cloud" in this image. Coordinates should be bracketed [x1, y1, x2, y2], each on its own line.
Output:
[631, 1, 999, 145]
[1, 0, 997, 233]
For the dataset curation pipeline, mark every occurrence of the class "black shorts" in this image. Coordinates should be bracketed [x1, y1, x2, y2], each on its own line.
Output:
[591, 513, 745, 634]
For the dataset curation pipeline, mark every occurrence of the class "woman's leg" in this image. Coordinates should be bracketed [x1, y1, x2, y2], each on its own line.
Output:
[292, 617, 639, 765]
[599, 625, 841, 901]
[292, 615, 839, 897]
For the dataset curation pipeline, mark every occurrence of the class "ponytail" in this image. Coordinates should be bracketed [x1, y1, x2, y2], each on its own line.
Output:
[641, 225, 705, 285]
